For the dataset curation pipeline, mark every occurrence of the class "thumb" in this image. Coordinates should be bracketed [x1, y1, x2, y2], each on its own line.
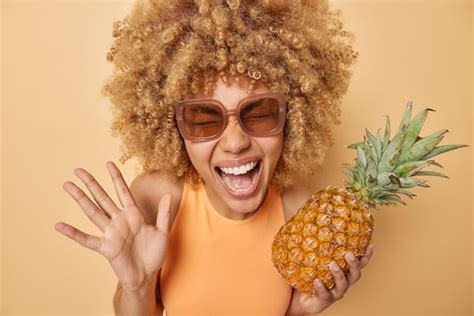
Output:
[156, 193, 171, 234]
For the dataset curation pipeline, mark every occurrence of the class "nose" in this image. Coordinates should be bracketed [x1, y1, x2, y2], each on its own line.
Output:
[218, 117, 250, 154]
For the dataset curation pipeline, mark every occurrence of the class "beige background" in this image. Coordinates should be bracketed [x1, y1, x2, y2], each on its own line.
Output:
[1, 0, 472, 315]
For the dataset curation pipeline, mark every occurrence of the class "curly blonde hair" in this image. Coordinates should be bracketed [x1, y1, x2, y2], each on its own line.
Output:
[101, 0, 357, 191]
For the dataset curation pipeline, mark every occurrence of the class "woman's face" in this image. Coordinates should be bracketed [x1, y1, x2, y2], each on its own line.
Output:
[183, 77, 284, 220]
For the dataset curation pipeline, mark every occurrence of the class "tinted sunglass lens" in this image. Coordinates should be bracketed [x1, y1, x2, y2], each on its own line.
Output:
[241, 98, 280, 133]
[182, 104, 224, 138]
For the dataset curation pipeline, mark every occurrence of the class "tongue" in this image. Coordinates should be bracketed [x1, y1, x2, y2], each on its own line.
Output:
[226, 173, 253, 190]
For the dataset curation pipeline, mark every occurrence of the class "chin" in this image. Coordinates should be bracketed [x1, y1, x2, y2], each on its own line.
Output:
[230, 191, 264, 211]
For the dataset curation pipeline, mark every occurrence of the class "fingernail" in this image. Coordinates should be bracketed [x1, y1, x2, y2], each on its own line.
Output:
[315, 279, 323, 287]
[345, 252, 356, 262]
[330, 261, 340, 271]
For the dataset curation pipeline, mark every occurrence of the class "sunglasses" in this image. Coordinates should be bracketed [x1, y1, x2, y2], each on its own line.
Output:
[174, 92, 286, 142]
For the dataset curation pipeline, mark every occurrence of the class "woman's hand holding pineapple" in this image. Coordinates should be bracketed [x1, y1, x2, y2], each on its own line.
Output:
[287, 244, 374, 315]
[55, 161, 171, 293]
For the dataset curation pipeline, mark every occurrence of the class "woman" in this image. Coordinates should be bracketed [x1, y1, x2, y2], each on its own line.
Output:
[55, 0, 374, 314]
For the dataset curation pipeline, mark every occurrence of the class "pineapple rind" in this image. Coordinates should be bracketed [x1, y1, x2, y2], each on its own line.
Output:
[271, 187, 374, 294]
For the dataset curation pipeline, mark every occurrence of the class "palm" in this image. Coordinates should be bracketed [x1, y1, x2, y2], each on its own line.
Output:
[294, 291, 327, 314]
[55, 162, 171, 291]
[287, 246, 375, 315]
[100, 206, 167, 288]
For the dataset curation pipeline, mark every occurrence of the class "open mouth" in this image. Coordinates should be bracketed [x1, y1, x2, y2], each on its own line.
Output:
[215, 160, 262, 198]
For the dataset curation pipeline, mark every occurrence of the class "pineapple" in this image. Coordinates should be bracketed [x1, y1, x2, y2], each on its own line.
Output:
[271, 103, 467, 294]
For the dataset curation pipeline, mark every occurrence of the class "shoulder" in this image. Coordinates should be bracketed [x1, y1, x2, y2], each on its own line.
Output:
[129, 170, 185, 228]
[280, 183, 312, 222]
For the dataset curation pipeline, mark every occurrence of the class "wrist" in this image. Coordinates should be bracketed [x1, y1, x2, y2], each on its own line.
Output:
[121, 271, 158, 297]
[114, 271, 161, 316]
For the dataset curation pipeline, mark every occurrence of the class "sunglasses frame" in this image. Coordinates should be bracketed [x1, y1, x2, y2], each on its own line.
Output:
[174, 92, 287, 142]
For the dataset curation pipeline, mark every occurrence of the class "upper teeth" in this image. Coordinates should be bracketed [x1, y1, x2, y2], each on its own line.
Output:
[219, 161, 258, 175]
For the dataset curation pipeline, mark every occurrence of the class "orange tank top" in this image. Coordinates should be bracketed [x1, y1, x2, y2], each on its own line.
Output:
[160, 179, 292, 316]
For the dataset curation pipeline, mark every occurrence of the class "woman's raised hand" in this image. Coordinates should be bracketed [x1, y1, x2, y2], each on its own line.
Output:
[55, 161, 171, 292]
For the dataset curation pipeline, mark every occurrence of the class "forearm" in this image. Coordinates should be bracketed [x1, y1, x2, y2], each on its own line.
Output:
[113, 272, 163, 316]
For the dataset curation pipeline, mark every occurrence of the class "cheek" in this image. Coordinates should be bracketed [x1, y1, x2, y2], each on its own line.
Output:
[258, 135, 284, 165]
[184, 141, 216, 172]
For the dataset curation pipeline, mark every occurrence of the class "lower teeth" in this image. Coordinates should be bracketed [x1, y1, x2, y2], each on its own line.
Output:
[221, 166, 259, 193]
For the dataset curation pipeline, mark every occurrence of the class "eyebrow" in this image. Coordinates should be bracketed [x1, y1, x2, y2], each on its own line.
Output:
[240, 99, 267, 116]
[191, 105, 221, 116]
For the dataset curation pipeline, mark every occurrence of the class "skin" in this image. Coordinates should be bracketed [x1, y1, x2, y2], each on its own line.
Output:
[184, 76, 283, 220]
[55, 164, 172, 292]
[286, 244, 374, 314]
[55, 77, 374, 315]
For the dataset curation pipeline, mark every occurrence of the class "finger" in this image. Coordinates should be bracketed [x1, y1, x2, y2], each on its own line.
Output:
[63, 181, 110, 232]
[55, 222, 101, 252]
[359, 243, 375, 268]
[313, 278, 332, 301]
[74, 167, 120, 216]
[156, 193, 171, 235]
[329, 261, 348, 299]
[106, 161, 137, 209]
[344, 251, 361, 285]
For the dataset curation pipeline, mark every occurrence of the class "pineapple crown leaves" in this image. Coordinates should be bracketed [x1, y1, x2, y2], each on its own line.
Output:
[344, 102, 468, 209]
